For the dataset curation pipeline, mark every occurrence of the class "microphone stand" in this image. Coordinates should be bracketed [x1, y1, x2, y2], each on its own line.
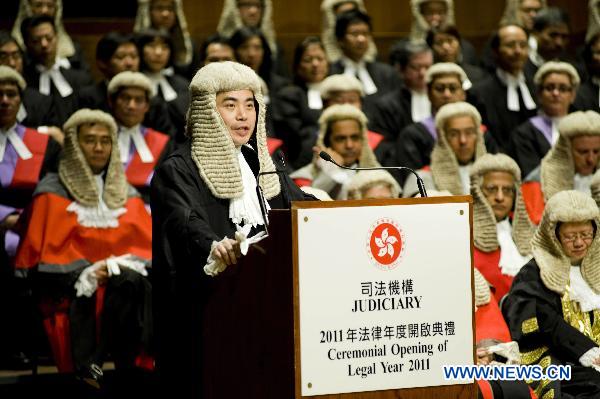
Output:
[318, 151, 428, 198]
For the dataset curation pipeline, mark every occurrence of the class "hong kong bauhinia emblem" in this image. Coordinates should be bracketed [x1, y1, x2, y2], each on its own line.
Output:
[367, 218, 405, 270]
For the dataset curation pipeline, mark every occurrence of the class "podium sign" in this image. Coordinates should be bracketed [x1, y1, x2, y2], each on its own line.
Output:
[293, 198, 474, 397]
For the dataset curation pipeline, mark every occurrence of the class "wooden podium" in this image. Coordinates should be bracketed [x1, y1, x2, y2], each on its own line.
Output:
[199, 197, 477, 399]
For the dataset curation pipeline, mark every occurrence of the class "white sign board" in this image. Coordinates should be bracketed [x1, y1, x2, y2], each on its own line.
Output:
[296, 201, 474, 396]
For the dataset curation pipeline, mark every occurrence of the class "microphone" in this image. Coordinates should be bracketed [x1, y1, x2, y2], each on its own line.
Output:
[319, 151, 428, 198]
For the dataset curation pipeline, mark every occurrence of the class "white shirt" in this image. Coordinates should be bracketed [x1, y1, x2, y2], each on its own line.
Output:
[341, 56, 377, 95]
[574, 173, 593, 196]
[229, 148, 269, 228]
[410, 90, 431, 123]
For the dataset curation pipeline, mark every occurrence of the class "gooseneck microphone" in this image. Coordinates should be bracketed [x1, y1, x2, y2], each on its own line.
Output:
[318, 151, 428, 198]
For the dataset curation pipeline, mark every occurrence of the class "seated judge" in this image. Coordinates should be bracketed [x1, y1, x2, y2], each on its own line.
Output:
[136, 28, 189, 141]
[471, 153, 535, 302]
[14, 109, 152, 382]
[12, 0, 89, 72]
[151, 61, 313, 396]
[503, 190, 600, 399]
[403, 102, 486, 197]
[522, 111, 600, 224]
[290, 103, 379, 199]
[395, 62, 497, 184]
[329, 10, 401, 108]
[107, 71, 171, 201]
[471, 24, 537, 152]
[0, 66, 61, 259]
[320, 0, 377, 64]
[510, 61, 580, 177]
[0, 31, 58, 128]
[20, 15, 93, 125]
[368, 41, 432, 140]
[408, 0, 478, 65]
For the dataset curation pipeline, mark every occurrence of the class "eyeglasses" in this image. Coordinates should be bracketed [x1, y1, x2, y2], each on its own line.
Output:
[0, 51, 22, 63]
[481, 185, 516, 196]
[541, 84, 573, 94]
[560, 231, 595, 243]
[431, 83, 462, 94]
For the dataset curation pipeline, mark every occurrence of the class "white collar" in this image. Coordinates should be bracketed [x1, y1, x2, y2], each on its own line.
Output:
[496, 218, 532, 276]
[118, 124, 154, 164]
[570, 266, 600, 312]
[0, 123, 32, 162]
[410, 90, 431, 122]
[496, 68, 536, 112]
[66, 172, 127, 228]
[306, 82, 323, 110]
[228, 149, 269, 228]
[36, 57, 72, 97]
[146, 68, 177, 101]
[341, 56, 377, 95]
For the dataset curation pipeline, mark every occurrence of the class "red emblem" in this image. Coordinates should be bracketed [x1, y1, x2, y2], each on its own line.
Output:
[367, 218, 404, 270]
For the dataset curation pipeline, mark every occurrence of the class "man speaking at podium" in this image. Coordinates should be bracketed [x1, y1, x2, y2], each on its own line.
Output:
[151, 61, 313, 396]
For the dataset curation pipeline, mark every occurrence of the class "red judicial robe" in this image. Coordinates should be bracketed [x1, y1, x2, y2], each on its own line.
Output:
[14, 173, 152, 371]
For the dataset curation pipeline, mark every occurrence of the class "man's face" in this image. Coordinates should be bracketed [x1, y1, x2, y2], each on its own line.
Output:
[428, 74, 465, 112]
[325, 90, 362, 109]
[0, 42, 23, 74]
[77, 123, 112, 174]
[216, 89, 257, 147]
[518, 0, 543, 31]
[296, 43, 328, 84]
[328, 119, 363, 166]
[444, 115, 478, 165]
[203, 43, 235, 65]
[481, 171, 516, 222]
[236, 36, 264, 72]
[237, 0, 263, 28]
[431, 32, 460, 63]
[25, 22, 57, 67]
[496, 25, 529, 75]
[538, 72, 575, 117]
[143, 38, 170, 73]
[29, 0, 56, 17]
[0, 82, 21, 129]
[110, 87, 150, 128]
[571, 135, 600, 176]
[402, 51, 433, 92]
[101, 43, 139, 78]
[362, 184, 393, 199]
[535, 24, 570, 61]
[558, 221, 595, 264]
[420, 0, 448, 29]
[339, 21, 371, 62]
[150, 0, 176, 30]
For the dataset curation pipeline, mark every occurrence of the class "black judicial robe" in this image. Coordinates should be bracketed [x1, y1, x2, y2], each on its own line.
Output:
[78, 81, 177, 140]
[22, 63, 93, 126]
[271, 83, 321, 169]
[502, 260, 600, 399]
[151, 143, 315, 397]
[367, 87, 412, 141]
[509, 119, 552, 177]
[329, 59, 402, 112]
[471, 74, 537, 153]
[21, 87, 59, 127]
[574, 79, 600, 113]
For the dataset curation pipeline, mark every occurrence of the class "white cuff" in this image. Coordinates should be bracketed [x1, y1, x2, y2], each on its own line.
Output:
[579, 347, 600, 367]
[204, 238, 230, 277]
[74, 261, 103, 297]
